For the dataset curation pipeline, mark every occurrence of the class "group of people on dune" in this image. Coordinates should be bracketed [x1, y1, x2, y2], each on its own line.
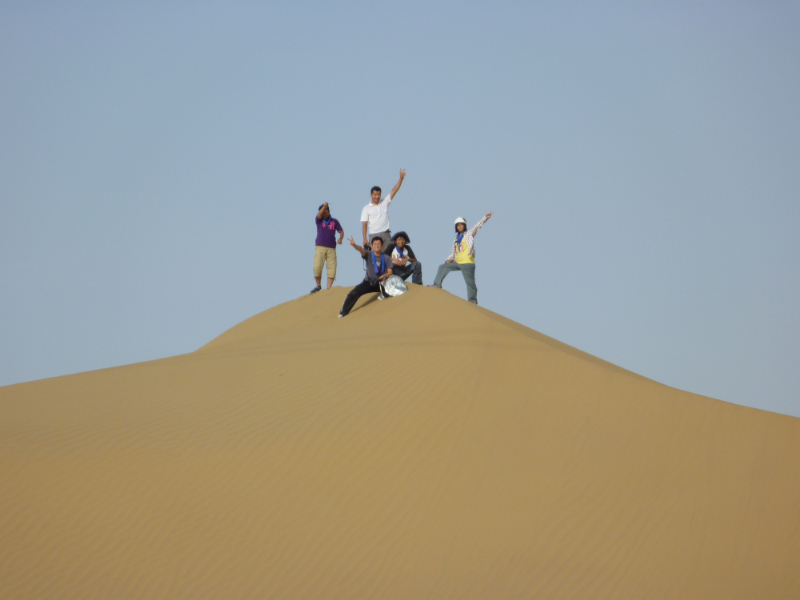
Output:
[311, 169, 493, 318]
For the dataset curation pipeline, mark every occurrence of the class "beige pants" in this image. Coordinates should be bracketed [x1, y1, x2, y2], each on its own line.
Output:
[313, 246, 337, 279]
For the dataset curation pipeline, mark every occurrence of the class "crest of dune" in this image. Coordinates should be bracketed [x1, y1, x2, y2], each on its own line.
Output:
[2, 285, 799, 599]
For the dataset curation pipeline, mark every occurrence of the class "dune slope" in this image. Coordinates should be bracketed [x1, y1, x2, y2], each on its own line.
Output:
[2, 286, 799, 599]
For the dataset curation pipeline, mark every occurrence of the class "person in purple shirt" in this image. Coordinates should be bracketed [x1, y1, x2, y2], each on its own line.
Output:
[311, 202, 344, 293]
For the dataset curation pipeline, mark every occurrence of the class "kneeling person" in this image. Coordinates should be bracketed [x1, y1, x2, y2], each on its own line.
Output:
[385, 231, 422, 285]
[339, 236, 393, 317]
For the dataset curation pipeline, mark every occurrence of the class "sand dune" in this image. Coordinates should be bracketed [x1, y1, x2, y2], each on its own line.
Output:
[2, 285, 799, 599]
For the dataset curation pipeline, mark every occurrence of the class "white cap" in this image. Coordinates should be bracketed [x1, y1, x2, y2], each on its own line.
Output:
[454, 217, 467, 225]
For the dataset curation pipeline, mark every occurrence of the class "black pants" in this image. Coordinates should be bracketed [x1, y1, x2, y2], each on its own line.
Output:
[340, 280, 382, 316]
[392, 261, 423, 285]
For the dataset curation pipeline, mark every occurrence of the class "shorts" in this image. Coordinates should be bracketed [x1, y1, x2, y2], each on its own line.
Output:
[313, 246, 337, 279]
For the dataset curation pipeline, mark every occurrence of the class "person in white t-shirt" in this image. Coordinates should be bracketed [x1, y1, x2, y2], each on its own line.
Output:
[360, 169, 406, 250]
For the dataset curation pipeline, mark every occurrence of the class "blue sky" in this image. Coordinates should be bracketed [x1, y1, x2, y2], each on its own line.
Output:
[2, 2, 799, 417]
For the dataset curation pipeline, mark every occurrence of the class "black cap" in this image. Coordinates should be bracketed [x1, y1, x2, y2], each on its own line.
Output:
[391, 231, 410, 243]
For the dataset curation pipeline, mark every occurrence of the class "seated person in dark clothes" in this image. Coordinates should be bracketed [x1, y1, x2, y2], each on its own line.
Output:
[339, 236, 394, 318]
[383, 231, 422, 285]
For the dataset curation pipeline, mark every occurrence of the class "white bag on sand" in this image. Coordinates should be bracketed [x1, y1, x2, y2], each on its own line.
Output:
[381, 275, 407, 297]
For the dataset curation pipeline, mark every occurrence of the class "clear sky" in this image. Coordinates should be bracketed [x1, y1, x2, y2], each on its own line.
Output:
[2, 2, 798, 417]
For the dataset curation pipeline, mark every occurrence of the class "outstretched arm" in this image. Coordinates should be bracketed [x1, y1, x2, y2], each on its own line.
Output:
[348, 236, 367, 258]
[470, 211, 493, 236]
[388, 169, 406, 200]
[317, 202, 329, 220]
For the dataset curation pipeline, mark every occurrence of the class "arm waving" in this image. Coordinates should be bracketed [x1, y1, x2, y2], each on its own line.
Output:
[470, 211, 493, 236]
[348, 236, 367, 258]
[388, 169, 406, 201]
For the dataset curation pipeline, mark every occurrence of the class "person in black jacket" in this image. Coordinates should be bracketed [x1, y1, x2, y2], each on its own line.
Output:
[383, 231, 422, 285]
[339, 236, 394, 317]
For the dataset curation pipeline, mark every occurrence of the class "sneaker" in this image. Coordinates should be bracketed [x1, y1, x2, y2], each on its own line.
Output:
[310, 286, 322, 294]
[338, 313, 344, 318]
[378, 294, 386, 300]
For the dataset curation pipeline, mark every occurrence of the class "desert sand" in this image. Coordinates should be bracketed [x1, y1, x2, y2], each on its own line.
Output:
[1, 285, 799, 599]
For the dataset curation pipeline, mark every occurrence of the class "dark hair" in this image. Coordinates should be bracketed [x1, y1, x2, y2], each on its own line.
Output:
[391, 230, 410, 243]
[455, 222, 467, 232]
[371, 186, 381, 194]
[370, 236, 384, 246]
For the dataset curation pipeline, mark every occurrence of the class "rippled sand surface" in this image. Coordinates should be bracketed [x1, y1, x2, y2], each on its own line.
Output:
[2, 285, 799, 599]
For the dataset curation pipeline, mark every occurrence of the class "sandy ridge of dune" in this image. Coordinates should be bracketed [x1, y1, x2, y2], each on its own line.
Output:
[2, 285, 799, 599]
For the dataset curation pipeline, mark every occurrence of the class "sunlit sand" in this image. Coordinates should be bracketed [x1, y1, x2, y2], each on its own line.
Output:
[2, 286, 799, 598]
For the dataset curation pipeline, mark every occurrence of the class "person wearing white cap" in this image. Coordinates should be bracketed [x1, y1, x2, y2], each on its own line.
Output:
[430, 212, 493, 304]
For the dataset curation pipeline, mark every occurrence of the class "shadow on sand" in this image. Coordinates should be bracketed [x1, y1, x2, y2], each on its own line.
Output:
[350, 293, 383, 314]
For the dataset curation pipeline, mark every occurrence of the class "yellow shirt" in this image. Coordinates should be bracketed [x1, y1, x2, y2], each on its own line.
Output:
[455, 239, 475, 264]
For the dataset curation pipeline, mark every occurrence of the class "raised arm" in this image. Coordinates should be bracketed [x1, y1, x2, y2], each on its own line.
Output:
[348, 236, 367, 258]
[388, 169, 406, 200]
[470, 211, 493, 236]
[317, 202, 328, 220]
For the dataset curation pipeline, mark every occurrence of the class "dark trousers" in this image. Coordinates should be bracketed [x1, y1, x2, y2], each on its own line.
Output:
[340, 280, 382, 316]
[392, 261, 423, 285]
